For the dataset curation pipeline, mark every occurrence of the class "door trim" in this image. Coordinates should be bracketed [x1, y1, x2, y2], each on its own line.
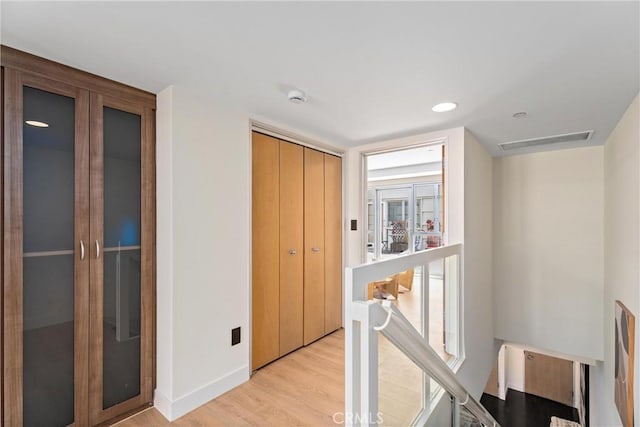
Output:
[251, 121, 344, 158]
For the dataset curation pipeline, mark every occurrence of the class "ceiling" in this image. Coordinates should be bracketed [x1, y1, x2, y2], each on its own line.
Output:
[2, 2, 638, 155]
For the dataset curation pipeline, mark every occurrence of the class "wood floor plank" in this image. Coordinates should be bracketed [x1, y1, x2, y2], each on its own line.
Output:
[118, 277, 446, 427]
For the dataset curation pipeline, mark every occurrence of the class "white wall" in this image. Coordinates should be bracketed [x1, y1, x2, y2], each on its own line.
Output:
[493, 146, 605, 361]
[155, 86, 346, 420]
[591, 94, 639, 426]
[505, 345, 525, 393]
[155, 86, 251, 419]
[155, 87, 174, 414]
[345, 128, 496, 398]
[456, 130, 497, 397]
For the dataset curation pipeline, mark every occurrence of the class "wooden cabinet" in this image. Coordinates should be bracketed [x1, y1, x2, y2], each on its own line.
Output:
[252, 132, 342, 370]
[2, 46, 156, 426]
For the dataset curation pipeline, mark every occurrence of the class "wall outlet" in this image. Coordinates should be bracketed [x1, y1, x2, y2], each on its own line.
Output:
[231, 327, 241, 346]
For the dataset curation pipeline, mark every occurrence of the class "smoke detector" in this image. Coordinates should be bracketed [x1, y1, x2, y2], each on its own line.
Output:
[288, 89, 307, 104]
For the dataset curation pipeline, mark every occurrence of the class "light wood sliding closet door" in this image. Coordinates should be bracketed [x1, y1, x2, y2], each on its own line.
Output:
[323, 154, 342, 334]
[303, 148, 325, 345]
[251, 132, 280, 369]
[279, 141, 304, 355]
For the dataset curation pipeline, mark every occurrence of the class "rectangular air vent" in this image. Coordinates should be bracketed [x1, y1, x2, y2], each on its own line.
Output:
[498, 130, 594, 151]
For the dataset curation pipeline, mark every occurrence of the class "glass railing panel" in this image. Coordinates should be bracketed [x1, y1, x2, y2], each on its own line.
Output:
[424, 390, 453, 427]
[460, 405, 485, 427]
[378, 332, 424, 426]
[428, 259, 449, 364]
[367, 267, 423, 334]
[369, 266, 433, 426]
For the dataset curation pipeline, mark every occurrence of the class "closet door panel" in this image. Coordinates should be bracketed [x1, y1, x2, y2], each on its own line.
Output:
[303, 148, 325, 345]
[89, 95, 153, 424]
[279, 141, 304, 356]
[3, 70, 90, 427]
[323, 154, 342, 334]
[251, 132, 280, 369]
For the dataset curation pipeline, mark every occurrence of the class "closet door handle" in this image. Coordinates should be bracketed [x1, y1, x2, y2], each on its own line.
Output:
[311, 247, 320, 253]
[95, 240, 100, 259]
[289, 249, 297, 255]
[80, 240, 85, 260]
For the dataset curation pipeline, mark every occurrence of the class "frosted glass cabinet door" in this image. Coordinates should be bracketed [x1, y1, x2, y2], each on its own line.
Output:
[89, 94, 154, 424]
[23, 85, 76, 427]
[102, 105, 142, 409]
[3, 69, 90, 427]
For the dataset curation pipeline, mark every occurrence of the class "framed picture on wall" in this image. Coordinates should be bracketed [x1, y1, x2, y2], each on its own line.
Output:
[615, 300, 635, 427]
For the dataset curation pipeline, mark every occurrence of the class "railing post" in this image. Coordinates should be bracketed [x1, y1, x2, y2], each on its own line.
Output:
[359, 302, 378, 426]
[421, 263, 431, 410]
[345, 267, 359, 425]
[444, 254, 460, 356]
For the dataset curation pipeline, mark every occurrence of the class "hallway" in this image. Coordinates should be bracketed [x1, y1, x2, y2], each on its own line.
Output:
[119, 271, 450, 426]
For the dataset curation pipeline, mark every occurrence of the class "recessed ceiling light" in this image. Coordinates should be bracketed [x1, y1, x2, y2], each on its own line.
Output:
[432, 102, 457, 113]
[512, 112, 528, 119]
[25, 120, 49, 128]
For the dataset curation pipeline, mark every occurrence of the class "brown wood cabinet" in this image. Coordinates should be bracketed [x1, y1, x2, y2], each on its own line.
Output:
[1, 46, 156, 426]
[252, 132, 342, 370]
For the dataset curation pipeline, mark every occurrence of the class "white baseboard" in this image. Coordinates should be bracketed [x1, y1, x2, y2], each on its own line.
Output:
[154, 366, 249, 421]
[153, 390, 173, 420]
[506, 382, 525, 393]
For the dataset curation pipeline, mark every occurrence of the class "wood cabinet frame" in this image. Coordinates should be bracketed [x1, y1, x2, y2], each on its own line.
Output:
[1, 46, 156, 427]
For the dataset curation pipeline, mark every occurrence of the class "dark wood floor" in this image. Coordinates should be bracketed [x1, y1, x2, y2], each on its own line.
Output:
[481, 389, 579, 427]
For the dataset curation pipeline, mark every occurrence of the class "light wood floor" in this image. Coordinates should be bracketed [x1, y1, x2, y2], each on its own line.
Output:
[119, 270, 449, 427]
[117, 331, 345, 427]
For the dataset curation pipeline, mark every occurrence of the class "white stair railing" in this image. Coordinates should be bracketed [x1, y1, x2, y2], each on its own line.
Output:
[345, 243, 500, 427]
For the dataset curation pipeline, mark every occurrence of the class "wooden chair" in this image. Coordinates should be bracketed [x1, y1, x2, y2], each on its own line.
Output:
[397, 268, 415, 292]
[367, 274, 400, 300]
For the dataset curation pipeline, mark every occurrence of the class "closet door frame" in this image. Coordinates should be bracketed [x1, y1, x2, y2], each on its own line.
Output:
[88, 93, 155, 425]
[2, 68, 91, 426]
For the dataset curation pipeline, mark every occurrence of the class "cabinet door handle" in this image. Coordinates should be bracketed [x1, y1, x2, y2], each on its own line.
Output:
[95, 240, 100, 259]
[289, 249, 297, 255]
[80, 240, 85, 260]
[311, 247, 320, 253]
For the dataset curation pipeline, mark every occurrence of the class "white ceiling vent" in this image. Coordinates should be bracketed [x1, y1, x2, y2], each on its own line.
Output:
[498, 130, 594, 151]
